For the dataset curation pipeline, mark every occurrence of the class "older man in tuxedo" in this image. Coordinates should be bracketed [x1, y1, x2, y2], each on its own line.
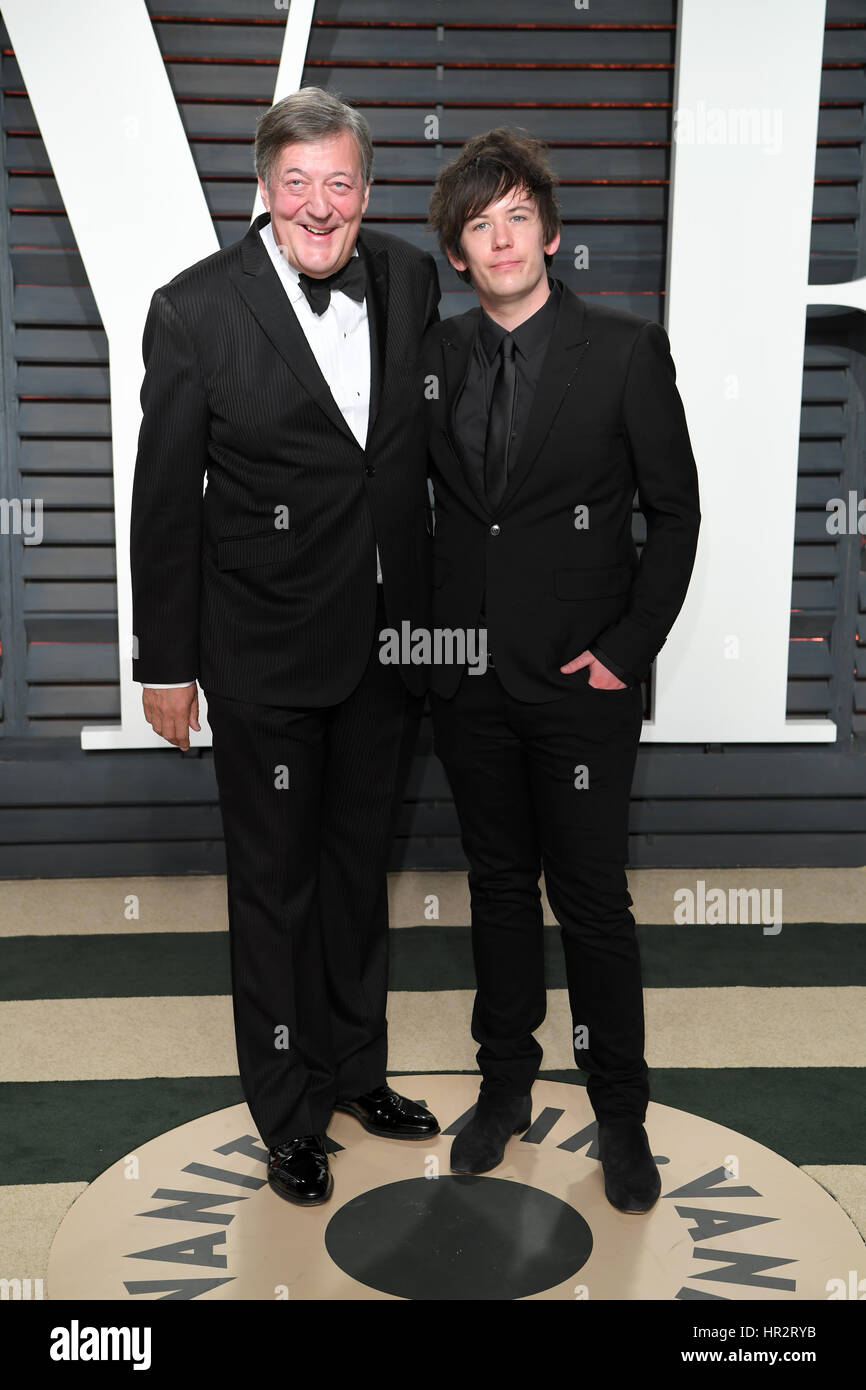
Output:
[130, 88, 441, 1206]
[424, 129, 700, 1212]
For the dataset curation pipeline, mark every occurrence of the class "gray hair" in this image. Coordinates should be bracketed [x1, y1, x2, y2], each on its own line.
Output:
[254, 86, 374, 190]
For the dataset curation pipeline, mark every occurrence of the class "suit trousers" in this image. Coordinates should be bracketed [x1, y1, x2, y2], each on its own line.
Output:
[203, 589, 421, 1147]
[430, 663, 648, 1122]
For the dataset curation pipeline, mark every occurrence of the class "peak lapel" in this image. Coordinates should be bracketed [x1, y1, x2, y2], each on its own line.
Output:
[228, 212, 359, 447]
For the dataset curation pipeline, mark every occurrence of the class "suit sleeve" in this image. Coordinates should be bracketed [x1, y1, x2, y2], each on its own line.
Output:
[130, 288, 210, 684]
[589, 644, 635, 687]
[590, 320, 701, 682]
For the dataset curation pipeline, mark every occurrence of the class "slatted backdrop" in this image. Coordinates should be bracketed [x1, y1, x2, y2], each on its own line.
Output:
[0, 0, 863, 874]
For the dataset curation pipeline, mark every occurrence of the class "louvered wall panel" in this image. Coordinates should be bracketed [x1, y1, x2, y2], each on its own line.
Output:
[0, 0, 862, 874]
[3, 0, 863, 735]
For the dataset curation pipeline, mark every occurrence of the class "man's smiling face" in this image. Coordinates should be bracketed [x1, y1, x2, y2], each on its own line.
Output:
[258, 131, 370, 279]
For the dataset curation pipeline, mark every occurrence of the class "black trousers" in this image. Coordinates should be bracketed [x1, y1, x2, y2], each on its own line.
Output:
[204, 591, 421, 1148]
[430, 663, 648, 1122]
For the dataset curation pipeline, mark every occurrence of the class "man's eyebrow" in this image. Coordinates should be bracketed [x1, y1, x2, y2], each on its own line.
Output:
[469, 201, 535, 220]
[278, 167, 357, 179]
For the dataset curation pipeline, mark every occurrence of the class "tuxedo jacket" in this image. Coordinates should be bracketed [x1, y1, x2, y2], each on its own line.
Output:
[423, 281, 701, 701]
[130, 211, 440, 705]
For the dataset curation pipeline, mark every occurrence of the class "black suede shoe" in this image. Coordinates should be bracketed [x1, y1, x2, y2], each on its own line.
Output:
[267, 1134, 333, 1206]
[334, 1084, 440, 1139]
[450, 1092, 532, 1174]
[597, 1120, 661, 1213]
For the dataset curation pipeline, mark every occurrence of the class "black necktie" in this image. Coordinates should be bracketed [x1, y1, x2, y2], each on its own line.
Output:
[297, 256, 367, 316]
[484, 334, 517, 509]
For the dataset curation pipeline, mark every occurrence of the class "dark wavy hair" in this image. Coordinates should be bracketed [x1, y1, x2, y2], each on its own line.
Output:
[428, 128, 561, 284]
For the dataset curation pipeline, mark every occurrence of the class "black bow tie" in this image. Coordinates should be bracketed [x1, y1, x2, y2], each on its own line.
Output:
[297, 255, 367, 316]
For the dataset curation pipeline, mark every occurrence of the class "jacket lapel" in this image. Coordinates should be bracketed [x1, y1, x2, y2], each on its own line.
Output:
[356, 230, 387, 438]
[438, 313, 491, 516]
[433, 287, 591, 519]
[228, 211, 359, 447]
[498, 284, 590, 510]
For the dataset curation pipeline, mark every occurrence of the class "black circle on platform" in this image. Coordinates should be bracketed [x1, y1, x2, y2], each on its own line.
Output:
[324, 1175, 593, 1300]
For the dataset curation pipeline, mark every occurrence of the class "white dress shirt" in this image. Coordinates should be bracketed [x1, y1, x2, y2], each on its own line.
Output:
[142, 219, 378, 690]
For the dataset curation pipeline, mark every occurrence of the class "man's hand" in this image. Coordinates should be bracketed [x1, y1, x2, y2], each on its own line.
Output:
[142, 684, 201, 750]
[560, 650, 627, 689]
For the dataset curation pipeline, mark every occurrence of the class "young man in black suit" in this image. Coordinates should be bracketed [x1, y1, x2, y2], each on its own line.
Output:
[424, 129, 700, 1212]
[130, 89, 441, 1207]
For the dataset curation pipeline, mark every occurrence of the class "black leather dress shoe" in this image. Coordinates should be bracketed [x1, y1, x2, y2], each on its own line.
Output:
[450, 1091, 532, 1174]
[334, 1084, 440, 1139]
[597, 1120, 661, 1213]
[267, 1134, 333, 1206]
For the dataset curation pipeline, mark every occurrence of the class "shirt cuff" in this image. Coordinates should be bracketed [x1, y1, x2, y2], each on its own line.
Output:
[140, 680, 196, 688]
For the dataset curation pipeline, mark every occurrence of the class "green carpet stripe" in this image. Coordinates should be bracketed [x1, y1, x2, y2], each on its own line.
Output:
[0, 1077, 245, 1186]
[1, 1068, 864, 1186]
[1, 923, 865, 999]
[0, 933, 233, 1000]
[392, 924, 866, 991]
[536, 1070, 866, 1168]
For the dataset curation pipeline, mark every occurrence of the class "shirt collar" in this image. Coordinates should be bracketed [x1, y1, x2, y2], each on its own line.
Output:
[478, 277, 561, 364]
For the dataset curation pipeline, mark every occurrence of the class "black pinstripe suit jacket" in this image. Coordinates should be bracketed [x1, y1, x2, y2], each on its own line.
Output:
[130, 211, 440, 705]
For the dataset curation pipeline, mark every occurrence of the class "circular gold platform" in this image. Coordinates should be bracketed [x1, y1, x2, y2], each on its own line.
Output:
[48, 1075, 864, 1300]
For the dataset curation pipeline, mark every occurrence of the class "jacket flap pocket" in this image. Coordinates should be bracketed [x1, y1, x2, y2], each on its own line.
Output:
[555, 564, 633, 600]
[217, 529, 295, 571]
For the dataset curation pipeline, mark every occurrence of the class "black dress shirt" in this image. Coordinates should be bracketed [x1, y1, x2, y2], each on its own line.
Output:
[452, 280, 636, 688]
[454, 278, 561, 491]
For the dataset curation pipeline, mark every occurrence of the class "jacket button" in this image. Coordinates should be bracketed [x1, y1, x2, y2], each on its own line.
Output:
[490, 524, 500, 536]
[365, 464, 376, 477]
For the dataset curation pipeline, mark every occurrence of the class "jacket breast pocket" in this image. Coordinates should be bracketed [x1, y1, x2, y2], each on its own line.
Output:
[554, 565, 633, 600]
[217, 529, 295, 571]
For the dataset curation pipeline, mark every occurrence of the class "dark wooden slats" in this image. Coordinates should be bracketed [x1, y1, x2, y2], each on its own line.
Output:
[11, 137, 862, 184]
[150, 0, 678, 23]
[150, 25, 677, 64]
[0, 2, 860, 868]
[6, 98, 862, 147]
